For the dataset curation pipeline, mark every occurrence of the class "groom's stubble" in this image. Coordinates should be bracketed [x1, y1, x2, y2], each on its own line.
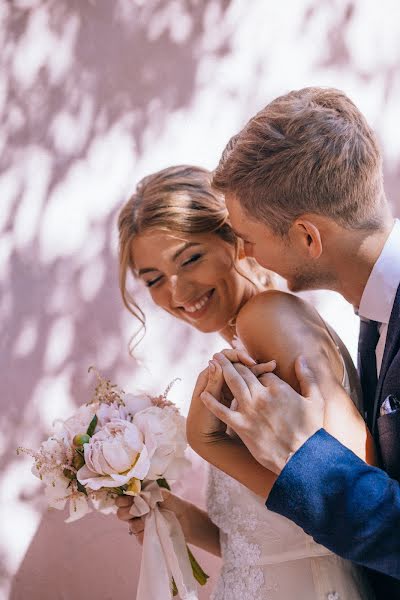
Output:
[288, 263, 337, 293]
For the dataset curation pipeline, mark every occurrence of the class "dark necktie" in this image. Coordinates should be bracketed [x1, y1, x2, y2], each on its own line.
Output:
[358, 318, 380, 431]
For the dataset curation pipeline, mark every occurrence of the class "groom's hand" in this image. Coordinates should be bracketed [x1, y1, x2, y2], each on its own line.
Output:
[200, 354, 325, 475]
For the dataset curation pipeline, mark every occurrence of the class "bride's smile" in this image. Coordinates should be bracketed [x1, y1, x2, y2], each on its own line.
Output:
[131, 228, 255, 336]
[178, 288, 215, 318]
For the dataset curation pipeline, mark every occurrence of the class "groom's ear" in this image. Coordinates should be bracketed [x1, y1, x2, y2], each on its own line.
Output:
[292, 218, 323, 259]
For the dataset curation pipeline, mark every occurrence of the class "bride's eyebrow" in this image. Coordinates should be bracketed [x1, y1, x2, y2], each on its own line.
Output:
[138, 242, 201, 276]
[172, 241, 200, 261]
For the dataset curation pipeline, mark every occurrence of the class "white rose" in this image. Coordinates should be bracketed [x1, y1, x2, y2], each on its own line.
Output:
[96, 402, 126, 426]
[63, 404, 98, 439]
[77, 419, 150, 490]
[123, 393, 153, 417]
[133, 406, 190, 481]
[90, 395, 152, 427]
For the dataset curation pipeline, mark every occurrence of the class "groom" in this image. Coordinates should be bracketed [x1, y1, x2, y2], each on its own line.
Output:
[201, 87, 400, 596]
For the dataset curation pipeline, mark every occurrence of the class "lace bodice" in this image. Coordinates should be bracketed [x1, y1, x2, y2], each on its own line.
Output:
[206, 357, 374, 600]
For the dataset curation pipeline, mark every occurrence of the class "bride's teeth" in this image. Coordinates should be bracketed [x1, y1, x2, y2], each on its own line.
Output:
[184, 291, 212, 313]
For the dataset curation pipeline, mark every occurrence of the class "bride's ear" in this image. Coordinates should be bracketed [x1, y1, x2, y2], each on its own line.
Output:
[237, 240, 246, 260]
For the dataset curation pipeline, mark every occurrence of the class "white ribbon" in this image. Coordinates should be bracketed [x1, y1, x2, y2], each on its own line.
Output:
[129, 482, 199, 600]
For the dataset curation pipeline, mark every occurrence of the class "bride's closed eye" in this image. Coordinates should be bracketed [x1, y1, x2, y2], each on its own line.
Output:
[181, 252, 203, 267]
[146, 275, 163, 287]
[145, 253, 204, 287]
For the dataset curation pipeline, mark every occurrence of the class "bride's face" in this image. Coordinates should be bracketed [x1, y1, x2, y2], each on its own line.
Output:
[131, 229, 251, 333]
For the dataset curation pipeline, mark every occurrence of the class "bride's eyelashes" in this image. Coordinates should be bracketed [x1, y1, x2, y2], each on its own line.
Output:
[181, 252, 203, 267]
[145, 253, 204, 288]
[146, 275, 163, 288]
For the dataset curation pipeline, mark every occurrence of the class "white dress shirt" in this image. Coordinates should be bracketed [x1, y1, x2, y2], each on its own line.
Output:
[358, 219, 400, 375]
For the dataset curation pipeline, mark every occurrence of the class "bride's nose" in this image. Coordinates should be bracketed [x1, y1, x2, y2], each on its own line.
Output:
[169, 274, 191, 306]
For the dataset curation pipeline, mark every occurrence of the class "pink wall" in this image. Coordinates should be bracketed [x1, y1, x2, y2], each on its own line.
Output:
[2, 1, 400, 599]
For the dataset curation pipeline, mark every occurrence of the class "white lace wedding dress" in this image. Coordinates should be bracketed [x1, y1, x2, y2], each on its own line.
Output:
[207, 344, 375, 600]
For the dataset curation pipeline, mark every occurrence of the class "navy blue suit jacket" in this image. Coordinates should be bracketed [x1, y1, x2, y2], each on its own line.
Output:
[266, 284, 400, 595]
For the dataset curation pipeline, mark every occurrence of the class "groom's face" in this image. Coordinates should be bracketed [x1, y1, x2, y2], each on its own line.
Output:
[225, 194, 325, 292]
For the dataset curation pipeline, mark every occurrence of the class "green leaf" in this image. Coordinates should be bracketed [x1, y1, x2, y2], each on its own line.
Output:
[188, 546, 209, 585]
[171, 577, 178, 596]
[156, 478, 170, 491]
[86, 414, 98, 437]
[76, 480, 88, 496]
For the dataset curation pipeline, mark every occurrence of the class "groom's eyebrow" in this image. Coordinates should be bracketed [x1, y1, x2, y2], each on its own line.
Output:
[231, 226, 246, 239]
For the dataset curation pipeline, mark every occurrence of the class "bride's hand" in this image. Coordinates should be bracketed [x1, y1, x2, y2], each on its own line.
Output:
[116, 489, 191, 545]
[212, 348, 254, 404]
[186, 364, 228, 448]
[187, 355, 277, 448]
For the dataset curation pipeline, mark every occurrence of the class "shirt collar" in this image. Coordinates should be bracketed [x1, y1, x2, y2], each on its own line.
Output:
[359, 219, 400, 324]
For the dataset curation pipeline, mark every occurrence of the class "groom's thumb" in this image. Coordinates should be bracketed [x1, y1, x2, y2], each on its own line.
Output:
[295, 355, 322, 403]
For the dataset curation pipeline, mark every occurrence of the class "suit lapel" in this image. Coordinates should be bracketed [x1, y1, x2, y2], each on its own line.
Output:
[373, 283, 400, 430]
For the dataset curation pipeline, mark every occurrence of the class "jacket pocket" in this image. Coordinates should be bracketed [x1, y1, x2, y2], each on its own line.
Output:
[377, 409, 400, 480]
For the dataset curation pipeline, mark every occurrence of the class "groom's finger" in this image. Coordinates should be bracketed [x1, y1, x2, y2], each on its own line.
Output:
[200, 390, 241, 429]
[219, 348, 256, 367]
[294, 356, 323, 404]
[233, 363, 263, 396]
[250, 360, 277, 378]
[213, 353, 251, 403]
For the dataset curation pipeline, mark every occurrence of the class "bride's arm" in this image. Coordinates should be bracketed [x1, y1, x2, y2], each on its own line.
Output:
[187, 363, 278, 497]
[235, 290, 377, 466]
[187, 290, 376, 496]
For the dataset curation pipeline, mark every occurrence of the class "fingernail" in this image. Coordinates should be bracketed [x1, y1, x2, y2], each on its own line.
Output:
[208, 360, 216, 374]
[299, 356, 308, 368]
[213, 353, 224, 362]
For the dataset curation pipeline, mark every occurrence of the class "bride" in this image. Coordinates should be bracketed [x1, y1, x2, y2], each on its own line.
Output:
[115, 165, 375, 599]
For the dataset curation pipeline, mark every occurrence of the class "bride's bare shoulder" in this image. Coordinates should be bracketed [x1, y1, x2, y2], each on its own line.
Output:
[235, 289, 331, 390]
[237, 289, 313, 332]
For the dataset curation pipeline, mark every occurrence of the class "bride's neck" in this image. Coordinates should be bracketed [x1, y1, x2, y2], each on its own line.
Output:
[218, 282, 260, 346]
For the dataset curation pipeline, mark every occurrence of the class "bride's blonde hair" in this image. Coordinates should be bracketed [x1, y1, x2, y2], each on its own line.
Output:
[118, 165, 274, 347]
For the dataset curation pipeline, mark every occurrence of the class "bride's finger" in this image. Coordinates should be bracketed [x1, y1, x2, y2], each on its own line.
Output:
[213, 353, 251, 404]
[117, 507, 140, 522]
[129, 520, 145, 545]
[115, 495, 134, 508]
[128, 518, 145, 535]
[192, 367, 209, 400]
[206, 360, 229, 406]
[250, 360, 277, 378]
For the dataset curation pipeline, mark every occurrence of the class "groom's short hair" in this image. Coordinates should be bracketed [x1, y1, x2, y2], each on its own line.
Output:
[213, 87, 385, 235]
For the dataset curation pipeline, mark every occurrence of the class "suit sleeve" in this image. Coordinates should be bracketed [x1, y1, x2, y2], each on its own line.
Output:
[266, 429, 400, 579]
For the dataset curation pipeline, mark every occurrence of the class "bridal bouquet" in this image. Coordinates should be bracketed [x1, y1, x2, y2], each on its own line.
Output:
[18, 368, 208, 600]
